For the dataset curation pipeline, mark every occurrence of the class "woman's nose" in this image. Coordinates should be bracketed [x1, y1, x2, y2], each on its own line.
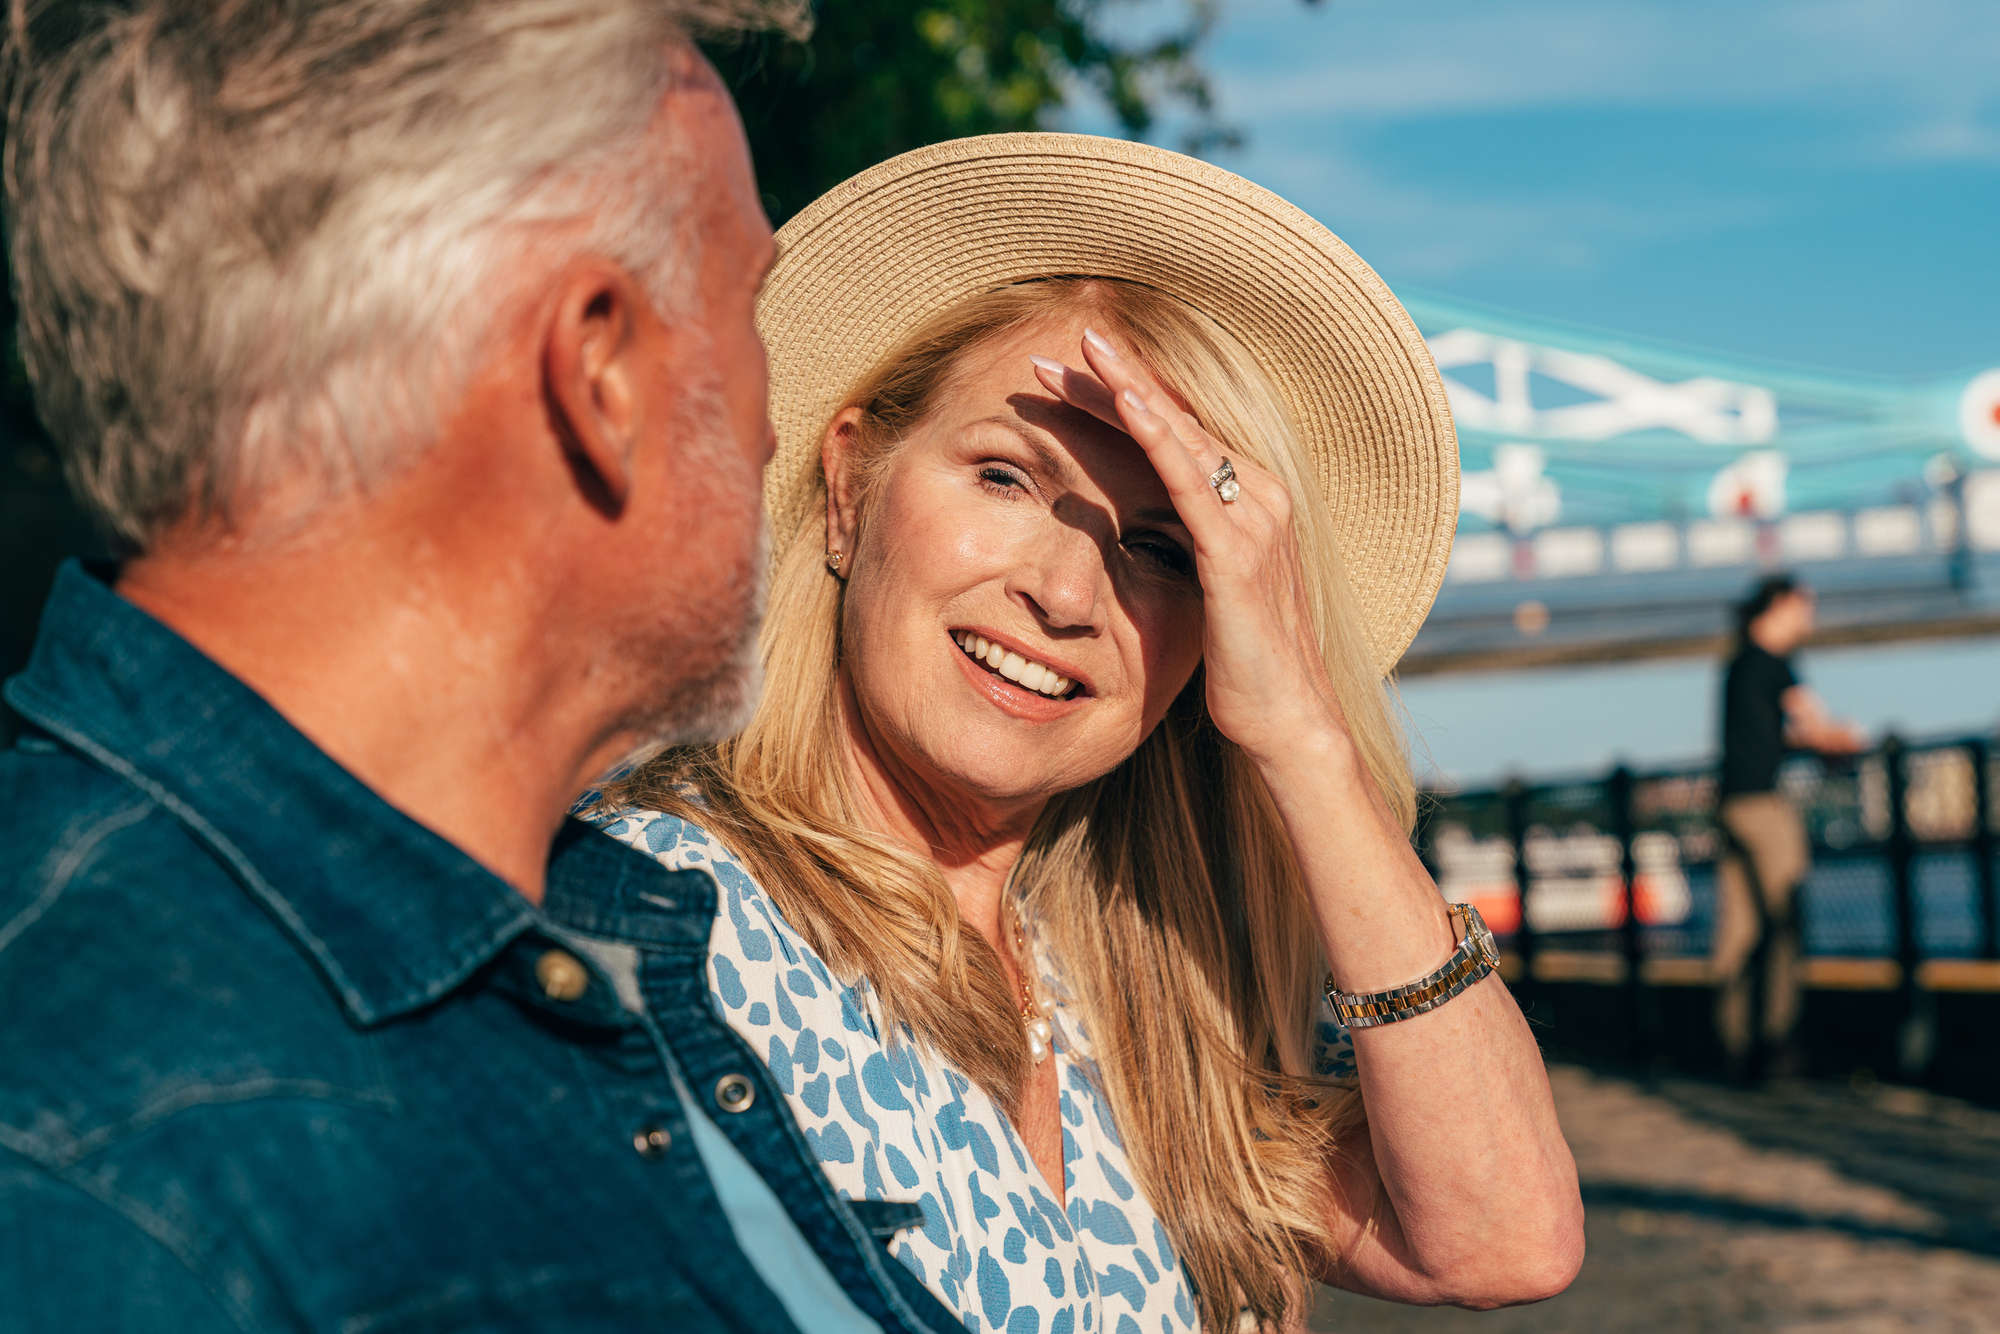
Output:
[1011, 523, 1106, 632]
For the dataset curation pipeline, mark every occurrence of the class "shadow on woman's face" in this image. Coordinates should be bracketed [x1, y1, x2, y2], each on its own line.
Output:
[834, 315, 1208, 818]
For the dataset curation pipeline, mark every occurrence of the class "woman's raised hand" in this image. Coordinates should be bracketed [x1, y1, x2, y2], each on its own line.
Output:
[1029, 329, 1347, 763]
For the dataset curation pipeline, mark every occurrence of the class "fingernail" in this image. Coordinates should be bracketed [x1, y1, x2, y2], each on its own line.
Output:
[1083, 327, 1119, 359]
[1119, 388, 1151, 414]
[1028, 354, 1067, 376]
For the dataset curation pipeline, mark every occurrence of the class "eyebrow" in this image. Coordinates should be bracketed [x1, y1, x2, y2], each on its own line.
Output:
[975, 414, 1192, 533]
[1132, 506, 1189, 530]
[975, 414, 1081, 490]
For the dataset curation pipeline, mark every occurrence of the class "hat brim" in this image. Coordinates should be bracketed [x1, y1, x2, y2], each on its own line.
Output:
[756, 132, 1459, 675]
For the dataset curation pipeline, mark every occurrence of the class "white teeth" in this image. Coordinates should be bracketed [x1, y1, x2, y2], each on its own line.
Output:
[953, 633, 1075, 698]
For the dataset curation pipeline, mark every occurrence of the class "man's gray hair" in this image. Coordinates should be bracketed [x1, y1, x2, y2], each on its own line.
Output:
[4, 0, 802, 551]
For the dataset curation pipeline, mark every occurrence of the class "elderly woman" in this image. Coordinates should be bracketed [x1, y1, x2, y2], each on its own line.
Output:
[594, 136, 1581, 1332]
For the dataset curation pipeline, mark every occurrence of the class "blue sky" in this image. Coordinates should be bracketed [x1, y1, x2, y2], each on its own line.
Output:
[1187, 0, 2000, 377]
[1081, 0, 2000, 783]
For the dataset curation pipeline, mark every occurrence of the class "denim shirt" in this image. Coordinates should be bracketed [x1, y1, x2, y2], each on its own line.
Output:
[0, 561, 965, 1334]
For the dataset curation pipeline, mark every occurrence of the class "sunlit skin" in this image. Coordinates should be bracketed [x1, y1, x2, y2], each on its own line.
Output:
[824, 314, 1585, 1307]
[830, 325, 1207, 823]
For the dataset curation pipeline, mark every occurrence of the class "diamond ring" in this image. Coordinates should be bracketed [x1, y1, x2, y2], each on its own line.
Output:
[1207, 458, 1240, 503]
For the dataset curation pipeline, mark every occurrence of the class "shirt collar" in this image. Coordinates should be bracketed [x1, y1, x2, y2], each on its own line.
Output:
[541, 818, 718, 949]
[5, 560, 545, 1027]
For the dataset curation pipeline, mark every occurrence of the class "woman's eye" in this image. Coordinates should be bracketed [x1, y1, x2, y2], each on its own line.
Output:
[977, 465, 1030, 495]
[1127, 536, 1193, 577]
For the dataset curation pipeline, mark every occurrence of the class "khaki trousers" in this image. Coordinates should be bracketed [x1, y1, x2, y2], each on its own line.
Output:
[1711, 793, 1811, 1064]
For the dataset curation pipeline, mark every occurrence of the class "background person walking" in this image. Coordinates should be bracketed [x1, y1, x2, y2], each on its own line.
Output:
[1714, 575, 1866, 1083]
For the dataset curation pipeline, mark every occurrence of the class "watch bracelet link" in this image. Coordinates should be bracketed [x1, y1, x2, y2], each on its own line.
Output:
[1324, 904, 1499, 1029]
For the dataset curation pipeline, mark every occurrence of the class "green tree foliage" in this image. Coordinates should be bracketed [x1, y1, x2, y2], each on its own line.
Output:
[710, 0, 1232, 223]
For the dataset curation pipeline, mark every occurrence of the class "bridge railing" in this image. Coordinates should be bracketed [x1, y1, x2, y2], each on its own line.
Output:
[1417, 731, 2000, 1068]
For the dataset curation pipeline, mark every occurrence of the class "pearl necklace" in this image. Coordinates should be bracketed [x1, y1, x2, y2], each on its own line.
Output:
[1008, 896, 1056, 1065]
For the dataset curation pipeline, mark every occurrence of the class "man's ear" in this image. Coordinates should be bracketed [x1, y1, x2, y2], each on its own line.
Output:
[821, 406, 867, 567]
[544, 262, 652, 515]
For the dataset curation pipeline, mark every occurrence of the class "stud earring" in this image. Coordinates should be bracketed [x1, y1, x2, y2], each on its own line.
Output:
[825, 550, 844, 574]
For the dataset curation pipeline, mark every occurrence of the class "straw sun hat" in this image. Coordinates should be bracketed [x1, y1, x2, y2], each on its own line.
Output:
[755, 132, 1460, 675]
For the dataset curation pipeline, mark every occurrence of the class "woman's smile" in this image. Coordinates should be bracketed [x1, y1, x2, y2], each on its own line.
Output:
[950, 628, 1086, 700]
[944, 626, 1093, 724]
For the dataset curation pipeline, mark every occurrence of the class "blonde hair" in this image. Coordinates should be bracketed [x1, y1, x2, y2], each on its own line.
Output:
[603, 278, 1416, 1330]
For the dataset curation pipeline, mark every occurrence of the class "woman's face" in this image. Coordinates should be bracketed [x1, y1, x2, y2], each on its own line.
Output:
[829, 315, 1208, 812]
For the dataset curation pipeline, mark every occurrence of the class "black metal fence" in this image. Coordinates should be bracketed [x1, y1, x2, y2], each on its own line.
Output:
[1418, 732, 2000, 1065]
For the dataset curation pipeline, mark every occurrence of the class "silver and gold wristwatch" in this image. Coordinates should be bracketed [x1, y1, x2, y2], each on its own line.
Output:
[1325, 903, 1501, 1029]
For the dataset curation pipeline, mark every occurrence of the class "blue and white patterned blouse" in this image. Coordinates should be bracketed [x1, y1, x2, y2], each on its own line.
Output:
[596, 808, 1356, 1334]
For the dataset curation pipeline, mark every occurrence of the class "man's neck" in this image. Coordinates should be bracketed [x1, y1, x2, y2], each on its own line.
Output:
[118, 514, 629, 904]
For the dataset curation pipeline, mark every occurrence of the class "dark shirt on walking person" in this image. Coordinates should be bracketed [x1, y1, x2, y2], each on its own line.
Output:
[1721, 641, 1800, 797]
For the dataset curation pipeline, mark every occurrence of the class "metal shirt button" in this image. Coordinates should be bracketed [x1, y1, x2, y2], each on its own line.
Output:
[632, 1122, 672, 1160]
[714, 1073, 755, 1113]
[534, 948, 590, 1003]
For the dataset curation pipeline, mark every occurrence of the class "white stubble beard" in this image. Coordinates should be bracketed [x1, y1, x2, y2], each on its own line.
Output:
[608, 370, 770, 775]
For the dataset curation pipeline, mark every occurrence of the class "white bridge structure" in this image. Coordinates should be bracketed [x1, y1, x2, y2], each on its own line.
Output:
[1402, 292, 2000, 673]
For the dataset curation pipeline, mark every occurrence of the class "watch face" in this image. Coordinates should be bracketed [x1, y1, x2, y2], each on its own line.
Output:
[1460, 904, 1498, 960]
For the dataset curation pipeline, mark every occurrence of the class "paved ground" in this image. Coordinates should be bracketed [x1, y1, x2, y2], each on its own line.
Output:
[1309, 1064, 2000, 1333]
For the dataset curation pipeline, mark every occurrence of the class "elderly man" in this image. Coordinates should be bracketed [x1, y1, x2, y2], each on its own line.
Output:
[0, 4, 962, 1332]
